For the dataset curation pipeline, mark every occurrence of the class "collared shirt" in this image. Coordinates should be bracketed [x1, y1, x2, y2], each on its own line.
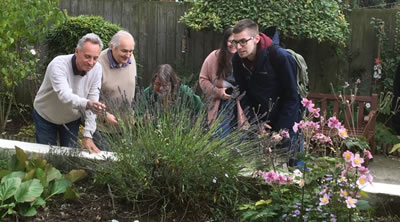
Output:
[107, 49, 131, 69]
[71, 55, 86, 76]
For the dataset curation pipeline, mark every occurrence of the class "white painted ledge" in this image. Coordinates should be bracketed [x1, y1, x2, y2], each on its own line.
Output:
[0, 139, 116, 161]
[361, 182, 400, 197]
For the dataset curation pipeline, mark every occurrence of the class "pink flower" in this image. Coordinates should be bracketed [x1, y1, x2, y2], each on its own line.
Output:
[328, 116, 341, 129]
[301, 98, 315, 112]
[351, 154, 364, 168]
[312, 107, 321, 118]
[271, 133, 283, 143]
[319, 194, 330, 206]
[358, 166, 370, 175]
[340, 189, 349, 198]
[338, 127, 349, 139]
[343, 151, 354, 163]
[281, 130, 290, 138]
[346, 197, 358, 208]
[368, 174, 373, 184]
[363, 149, 373, 159]
[357, 175, 368, 187]
[356, 78, 361, 84]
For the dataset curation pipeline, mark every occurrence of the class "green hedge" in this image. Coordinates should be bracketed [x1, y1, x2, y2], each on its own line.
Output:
[45, 15, 121, 63]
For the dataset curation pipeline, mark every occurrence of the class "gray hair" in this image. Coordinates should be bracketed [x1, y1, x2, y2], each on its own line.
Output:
[109, 30, 135, 49]
[76, 33, 104, 51]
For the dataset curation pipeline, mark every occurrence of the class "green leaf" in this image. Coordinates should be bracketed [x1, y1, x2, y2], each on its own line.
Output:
[255, 199, 272, 206]
[64, 169, 87, 183]
[1, 171, 25, 183]
[35, 168, 47, 188]
[46, 166, 62, 182]
[18, 205, 37, 217]
[0, 170, 11, 180]
[49, 179, 72, 197]
[31, 197, 45, 207]
[0, 177, 21, 201]
[390, 143, 400, 154]
[359, 190, 369, 198]
[15, 146, 28, 171]
[63, 186, 80, 200]
[14, 179, 43, 203]
[356, 199, 371, 210]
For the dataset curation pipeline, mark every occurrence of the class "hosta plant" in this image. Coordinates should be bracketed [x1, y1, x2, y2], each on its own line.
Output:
[0, 147, 87, 219]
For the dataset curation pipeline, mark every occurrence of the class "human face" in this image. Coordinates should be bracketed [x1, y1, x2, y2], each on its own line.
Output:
[153, 76, 171, 98]
[227, 35, 237, 54]
[111, 36, 135, 65]
[232, 29, 259, 61]
[75, 41, 101, 72]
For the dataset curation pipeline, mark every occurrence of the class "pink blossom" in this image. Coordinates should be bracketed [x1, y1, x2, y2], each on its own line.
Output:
[338, 127, 349, 139]
[351, 154, 364, 168]
[343, 151, 354, 163]
[271, 133, 283, 143]
[346, 197, 358, 208]
[363, 149, 373, 159]
[356, 78, 361, 84]
[368, 174, 373, 184]
[281, 130, 290, 138]
[357, 175, 368, 187]
[340, 189, 349, 198]
[301, 98, 315, 112]
[319, 194, 330, 206]
[312, 107, 321, 118]
[328, 116, 342, 129]
[358, 166, 370, 175]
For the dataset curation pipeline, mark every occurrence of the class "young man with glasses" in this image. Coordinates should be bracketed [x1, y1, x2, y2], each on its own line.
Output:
[232, 19, 302, 166]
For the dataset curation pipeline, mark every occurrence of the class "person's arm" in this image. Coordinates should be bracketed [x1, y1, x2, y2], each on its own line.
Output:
[274, 49, 301, 130]
[199, 51, 226, 99]
[82, 67, 102, 153]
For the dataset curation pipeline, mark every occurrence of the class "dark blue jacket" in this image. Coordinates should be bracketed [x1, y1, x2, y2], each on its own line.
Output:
[232, 33, 300, 132]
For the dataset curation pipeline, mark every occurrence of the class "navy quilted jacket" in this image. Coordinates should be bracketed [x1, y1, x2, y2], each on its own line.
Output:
[232, 32, 301, 132]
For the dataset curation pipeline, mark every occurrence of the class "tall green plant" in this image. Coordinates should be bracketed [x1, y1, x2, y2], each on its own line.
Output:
[179, 0, 349, 46]
[0, 0, 63, 132]
[94, 91, 261, 220]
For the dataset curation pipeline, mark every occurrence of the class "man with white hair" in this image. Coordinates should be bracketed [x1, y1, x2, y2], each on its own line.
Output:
[33, 33, 105, 153]
[94, 30, 137, 151]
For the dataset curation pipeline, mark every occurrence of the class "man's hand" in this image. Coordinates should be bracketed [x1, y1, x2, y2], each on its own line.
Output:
[105, 112, 119, 127]
[82, 137, 101, 153]
[258, 123, 272, 135]
[87, 101, 106, 114]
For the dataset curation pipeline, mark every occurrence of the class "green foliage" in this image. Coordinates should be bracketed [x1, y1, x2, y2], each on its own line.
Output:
[45, 15, 122, 64]
[0, 147, 87, 219]
[179, 0, 349, 46]
[375, 122, 400, 152]
[0, 0, 63, 132]
[94, 90, 260, 220]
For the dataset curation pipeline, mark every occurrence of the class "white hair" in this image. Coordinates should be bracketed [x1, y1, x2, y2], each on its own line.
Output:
[76, 33, 104, 51]
[109, 30, 135, 49]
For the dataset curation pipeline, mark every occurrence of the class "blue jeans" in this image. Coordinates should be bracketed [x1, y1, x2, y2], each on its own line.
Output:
[216, 100, 236, 138]
[287, 130, 304, 168]
[33, 109, 80, 147]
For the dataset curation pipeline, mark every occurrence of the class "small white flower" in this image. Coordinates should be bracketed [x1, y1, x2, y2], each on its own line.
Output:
[212, 177, 217, 183]
[225, 173, 229, 178]
[365, 103, 371, 109]
[30, 49, 36, 55]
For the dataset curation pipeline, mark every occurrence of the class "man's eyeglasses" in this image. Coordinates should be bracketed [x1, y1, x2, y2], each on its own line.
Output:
[231, 37, 254, 47]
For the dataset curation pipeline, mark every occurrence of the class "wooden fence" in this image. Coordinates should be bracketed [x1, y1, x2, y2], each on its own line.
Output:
[57, 1, 399, 93]
[59, 0, 221, 87]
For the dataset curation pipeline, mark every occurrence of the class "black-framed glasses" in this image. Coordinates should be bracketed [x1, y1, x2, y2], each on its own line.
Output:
[231, 36, 254, 47]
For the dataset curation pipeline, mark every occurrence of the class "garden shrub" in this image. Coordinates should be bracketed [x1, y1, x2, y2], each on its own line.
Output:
[94, 89, 262, 220]
[0, 0, 63, 132]
[45, 15, 122, 65]
[179, 0, 349, 46]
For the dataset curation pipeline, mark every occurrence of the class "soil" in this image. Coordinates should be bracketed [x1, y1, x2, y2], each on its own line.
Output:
[4, 179, 141, 222]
